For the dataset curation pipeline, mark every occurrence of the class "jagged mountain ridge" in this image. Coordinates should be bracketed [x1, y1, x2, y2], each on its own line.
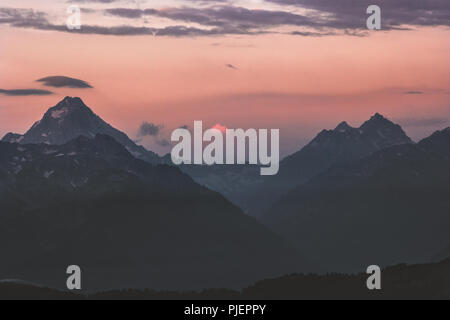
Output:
[275, 113, 412, 187]
[2, 97, 160, 164]
[1, 98, 414, 219]
[217, 113, 413, 216]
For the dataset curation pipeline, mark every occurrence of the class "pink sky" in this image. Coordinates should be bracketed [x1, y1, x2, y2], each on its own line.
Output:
[0, 1, 449, 156]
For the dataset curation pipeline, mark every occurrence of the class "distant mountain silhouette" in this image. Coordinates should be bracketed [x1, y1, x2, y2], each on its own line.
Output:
[0, 134, 310, 291]
[2, 258, 450, 300]
[1, 97, 161, 164]
[181, 114, 412, 216]
[2, 97, 448, 293]
[251, 113, 413, 215]
[263, 127, 450, 272]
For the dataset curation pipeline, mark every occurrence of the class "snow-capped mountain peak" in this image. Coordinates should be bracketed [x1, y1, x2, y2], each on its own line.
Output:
[1, 97, 161, 164]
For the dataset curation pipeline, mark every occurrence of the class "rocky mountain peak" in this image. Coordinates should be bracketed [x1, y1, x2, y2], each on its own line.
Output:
[334, 121, 353, 132]
[1, 97, 161, 164]
[359, 113, 412, 149]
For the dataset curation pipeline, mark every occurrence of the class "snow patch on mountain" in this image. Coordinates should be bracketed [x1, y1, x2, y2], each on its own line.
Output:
[51, 107, 68, 119]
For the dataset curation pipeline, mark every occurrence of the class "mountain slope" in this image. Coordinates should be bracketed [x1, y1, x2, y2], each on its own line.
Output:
[179, 163, 264, 214]
[0, 135, 310, 291]
[1, 97, 160, 164]
[263, 128, 450, 272]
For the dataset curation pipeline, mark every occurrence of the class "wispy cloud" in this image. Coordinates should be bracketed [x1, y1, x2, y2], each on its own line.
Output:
[68, 0, 122, 3]
[37, 76, 93, 89]
[0, 7, 255, 36]
[403, 91, 424, 95]
[104, 2, 450, 32]
[291, 31, 336, 37]
[395, 117, 449, 128]
[138, 122, 164, 137]
[137, 121, 173, 148]
[266, 0, 450, 29]
[0, 88, 54, 96]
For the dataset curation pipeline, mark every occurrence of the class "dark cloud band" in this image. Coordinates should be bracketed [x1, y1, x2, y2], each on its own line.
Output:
[266, 0, 450, 29]
[0, 89, 54, 96]
[1, 1, 449, 38]
[37, 76, 93, 89]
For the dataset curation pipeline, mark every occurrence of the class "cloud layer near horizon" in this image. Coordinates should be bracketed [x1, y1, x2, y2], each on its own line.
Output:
[0, 0, 449, 37]
[0, 88, 54, 96]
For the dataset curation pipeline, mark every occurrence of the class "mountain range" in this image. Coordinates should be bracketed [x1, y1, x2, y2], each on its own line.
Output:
[0, 98, 309, 290]
[180, 113, 414, 216]
[1, 96, 449, 290]
[263, 127, 450, 272]
[171, 110, 450, 273]
[1, 99, 415, 220]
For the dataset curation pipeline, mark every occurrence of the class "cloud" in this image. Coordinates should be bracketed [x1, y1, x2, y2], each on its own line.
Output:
[226, 64, 238, 70]
[138, 122, 164, 137]
[68, 0, 122, 3]
[104, 2, 450, 33]
[0, 89, 53, 96]
[291, 31, 336, 37]
[403, 91, 423, 95]
[2, 1, 449, 38]
[37, 76, 93, 88]
[105, 8, 156, 19]
[0, 7, 250, 37]
[137, 122, 172, 148]
[15, 21, 157, 36]
[105, 6, 321, 30]
[266, 0, 450, 29]
[154, 26, 236, 37]
[396, 117, 449, 128]
[0, 7, 157, 36]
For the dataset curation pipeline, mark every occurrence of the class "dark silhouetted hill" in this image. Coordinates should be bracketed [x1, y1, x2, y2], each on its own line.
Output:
[2, 258, 449, 300]
[0, 134, 309, 291]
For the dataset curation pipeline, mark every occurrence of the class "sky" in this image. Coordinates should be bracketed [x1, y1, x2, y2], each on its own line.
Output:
[0, 0, 449, 156]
